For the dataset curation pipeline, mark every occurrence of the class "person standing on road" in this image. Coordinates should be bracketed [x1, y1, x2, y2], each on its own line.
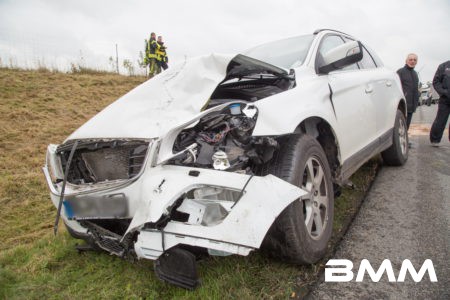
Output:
[397, 53, 420, 131]
[156, 36, 169, 72]
[429, 60, 450, 146]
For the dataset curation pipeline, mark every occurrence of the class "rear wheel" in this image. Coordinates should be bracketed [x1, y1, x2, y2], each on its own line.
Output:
[262, 134, 334, 264]
[381, 110, 408, 166]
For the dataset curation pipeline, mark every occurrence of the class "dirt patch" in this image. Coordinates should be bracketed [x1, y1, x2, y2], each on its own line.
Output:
[409, 123, 432, 136]
[408, 123, 449, 137]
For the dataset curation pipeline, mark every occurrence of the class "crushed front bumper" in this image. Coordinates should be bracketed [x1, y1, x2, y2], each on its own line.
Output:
[43, 143, 306, 260]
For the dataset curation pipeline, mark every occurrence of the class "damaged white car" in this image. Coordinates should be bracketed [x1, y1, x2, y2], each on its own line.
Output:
[43, 29, 408, 289]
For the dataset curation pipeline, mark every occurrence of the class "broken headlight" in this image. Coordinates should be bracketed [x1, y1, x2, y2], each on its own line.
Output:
[46, 144, 64, 184]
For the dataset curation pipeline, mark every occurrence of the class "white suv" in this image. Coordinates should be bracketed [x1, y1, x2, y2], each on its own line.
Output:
[44, 29, 408, 288]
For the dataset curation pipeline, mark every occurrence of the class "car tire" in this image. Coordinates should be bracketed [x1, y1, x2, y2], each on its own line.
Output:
[261, 134, 334, 264]
[381, 110, 408, 166]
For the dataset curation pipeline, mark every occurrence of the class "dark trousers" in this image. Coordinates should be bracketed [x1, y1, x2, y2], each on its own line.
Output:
[406, 112, 413, 130]
[158, 61, 168, 71]
[430, 98, 450, 142]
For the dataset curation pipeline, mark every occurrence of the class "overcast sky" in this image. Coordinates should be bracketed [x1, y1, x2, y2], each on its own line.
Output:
[0, 0, 449, 80]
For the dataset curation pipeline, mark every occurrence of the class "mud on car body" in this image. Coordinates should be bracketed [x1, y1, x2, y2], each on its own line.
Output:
[44, 29, 408, 289]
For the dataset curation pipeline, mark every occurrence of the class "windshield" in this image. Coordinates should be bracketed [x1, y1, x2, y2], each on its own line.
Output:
[243, 34, 315, 69]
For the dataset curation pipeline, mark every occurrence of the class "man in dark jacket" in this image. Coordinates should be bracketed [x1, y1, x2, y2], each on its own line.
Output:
[429, 60, 450, 146]
[397, 53, 420, 130]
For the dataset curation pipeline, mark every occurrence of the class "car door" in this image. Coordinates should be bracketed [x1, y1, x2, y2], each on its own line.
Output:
[355, 43, 395, 139]
[316, 34, 377, 163]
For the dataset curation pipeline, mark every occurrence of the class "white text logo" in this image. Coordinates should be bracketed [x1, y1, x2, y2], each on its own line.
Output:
[325, 259, 437, 282]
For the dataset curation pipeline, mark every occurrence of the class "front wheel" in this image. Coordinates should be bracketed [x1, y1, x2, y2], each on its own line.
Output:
[262, 135, 334, 264]
[381, 109, 408, 166]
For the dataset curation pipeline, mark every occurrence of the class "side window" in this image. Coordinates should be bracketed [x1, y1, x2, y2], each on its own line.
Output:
[358, 45, 377, 69]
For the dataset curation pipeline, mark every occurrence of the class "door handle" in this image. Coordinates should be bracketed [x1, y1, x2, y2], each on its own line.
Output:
[385, 81, 392, 87]
[365, 85, 373, 94]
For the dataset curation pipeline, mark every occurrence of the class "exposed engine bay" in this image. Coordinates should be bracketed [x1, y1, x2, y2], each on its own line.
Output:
[206, 74, 295, 107]
[168, 103, 278, 174]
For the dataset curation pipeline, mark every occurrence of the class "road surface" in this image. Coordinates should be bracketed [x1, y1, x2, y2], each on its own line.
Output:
[309, 104, 450, 299]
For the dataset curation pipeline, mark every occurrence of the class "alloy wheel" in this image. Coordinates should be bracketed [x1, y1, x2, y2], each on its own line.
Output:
[301, 156, 329, 240]
[398, 116, 408, 156]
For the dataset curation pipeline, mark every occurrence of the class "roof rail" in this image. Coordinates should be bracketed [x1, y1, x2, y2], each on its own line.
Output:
[313, 28, 351, 36]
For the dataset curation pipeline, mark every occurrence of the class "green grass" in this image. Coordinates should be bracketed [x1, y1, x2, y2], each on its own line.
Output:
[0, 68, 379, 299]
[1, 235, 303, 299]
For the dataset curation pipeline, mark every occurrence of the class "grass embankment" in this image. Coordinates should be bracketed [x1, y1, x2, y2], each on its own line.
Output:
[0, 68, 378, 299]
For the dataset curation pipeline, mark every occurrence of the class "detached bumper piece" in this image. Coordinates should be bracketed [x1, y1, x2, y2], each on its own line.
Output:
[154, 248, 200, 290]
[81, 221, 126, 257]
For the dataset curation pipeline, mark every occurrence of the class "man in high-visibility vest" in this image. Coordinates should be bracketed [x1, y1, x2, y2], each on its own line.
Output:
[146, 32, 160, 77]
[156, 36, 169, 71]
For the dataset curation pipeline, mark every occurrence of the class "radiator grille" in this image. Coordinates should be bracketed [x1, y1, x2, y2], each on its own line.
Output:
[62, 141, 149, 184]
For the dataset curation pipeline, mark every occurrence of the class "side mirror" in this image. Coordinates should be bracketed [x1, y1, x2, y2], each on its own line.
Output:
[318, 41, 363, 74]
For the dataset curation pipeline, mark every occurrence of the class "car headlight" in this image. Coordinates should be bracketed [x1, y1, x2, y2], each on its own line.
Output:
[46, 144, 64, 183]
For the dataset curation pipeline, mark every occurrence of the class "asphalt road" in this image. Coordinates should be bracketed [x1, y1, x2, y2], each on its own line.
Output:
[310, 104, 450, 299]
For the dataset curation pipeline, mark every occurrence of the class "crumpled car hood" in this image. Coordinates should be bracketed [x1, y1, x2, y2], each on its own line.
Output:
[66, 54, 233, 141]
[66, 53, 289, 142]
